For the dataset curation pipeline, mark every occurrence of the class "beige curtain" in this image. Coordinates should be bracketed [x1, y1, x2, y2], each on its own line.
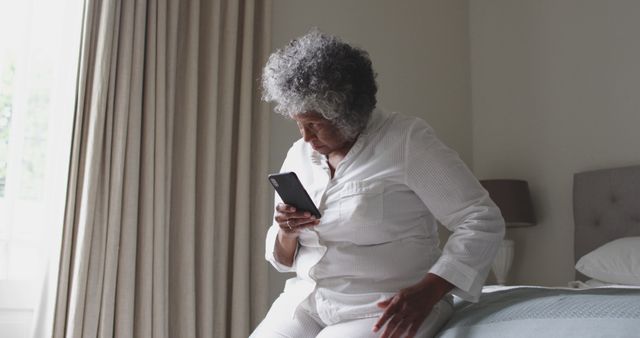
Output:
[53, 0, 272, 337]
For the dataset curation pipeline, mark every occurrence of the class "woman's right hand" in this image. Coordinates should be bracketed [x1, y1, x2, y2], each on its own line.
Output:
[274, 203, 320, 238]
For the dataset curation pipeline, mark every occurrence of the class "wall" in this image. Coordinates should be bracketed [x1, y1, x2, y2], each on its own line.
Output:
[470, 0, 640, 285]
[266, 0, 472, 303]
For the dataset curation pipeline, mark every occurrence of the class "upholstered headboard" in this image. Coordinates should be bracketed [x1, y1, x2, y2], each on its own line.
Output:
[573, 165, 640, 279]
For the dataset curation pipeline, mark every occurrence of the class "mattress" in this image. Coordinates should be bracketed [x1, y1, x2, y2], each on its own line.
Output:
[436, 286, 640, 338]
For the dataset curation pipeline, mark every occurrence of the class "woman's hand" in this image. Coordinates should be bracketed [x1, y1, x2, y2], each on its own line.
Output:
[274, 203, 320, 238]
[373, 273, 454, 338]
[272, 203, 320, 267]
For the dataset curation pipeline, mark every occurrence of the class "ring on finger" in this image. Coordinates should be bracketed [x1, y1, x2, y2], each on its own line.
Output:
[287, 220, 293, 230]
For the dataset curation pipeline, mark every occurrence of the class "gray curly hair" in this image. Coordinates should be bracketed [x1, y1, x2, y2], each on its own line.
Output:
[261, 30, 378, 140]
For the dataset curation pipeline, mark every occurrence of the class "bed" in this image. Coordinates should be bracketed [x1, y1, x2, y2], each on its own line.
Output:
[436, 165, 640, 338]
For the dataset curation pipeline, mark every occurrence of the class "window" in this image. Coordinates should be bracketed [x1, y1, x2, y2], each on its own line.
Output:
[0, 0, 83, 336]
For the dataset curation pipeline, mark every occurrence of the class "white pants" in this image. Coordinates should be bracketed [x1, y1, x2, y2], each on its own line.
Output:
[250, 293, 453, 338]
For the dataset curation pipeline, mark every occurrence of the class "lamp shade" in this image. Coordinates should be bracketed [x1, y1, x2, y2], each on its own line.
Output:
[480, 179, 536, 227]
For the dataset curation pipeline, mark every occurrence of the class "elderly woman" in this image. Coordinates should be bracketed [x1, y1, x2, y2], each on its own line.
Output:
[251, 30, 505, 338]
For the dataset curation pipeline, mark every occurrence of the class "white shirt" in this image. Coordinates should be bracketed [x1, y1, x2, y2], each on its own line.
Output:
[265, 109, 505, 325]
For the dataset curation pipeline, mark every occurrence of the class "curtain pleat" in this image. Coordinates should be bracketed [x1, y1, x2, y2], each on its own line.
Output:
[53, 0, 272, 337]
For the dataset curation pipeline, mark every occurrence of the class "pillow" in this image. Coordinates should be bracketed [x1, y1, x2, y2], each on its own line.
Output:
[583, 278, 620, 287]
[568, 278, 628, 289]
[575, 237, 640, 286]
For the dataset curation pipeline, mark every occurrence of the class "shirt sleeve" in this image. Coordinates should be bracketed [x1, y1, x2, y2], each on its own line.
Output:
[403, 119, 505, 302]
[264, 146, 300, 273]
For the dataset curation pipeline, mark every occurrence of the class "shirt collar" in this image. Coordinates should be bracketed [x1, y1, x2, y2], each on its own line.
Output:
[308, 108, 389, 165]
[360, 107, 388, 138]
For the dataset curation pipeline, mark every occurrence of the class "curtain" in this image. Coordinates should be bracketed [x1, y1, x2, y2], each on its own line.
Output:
[53, 0, 272, 337]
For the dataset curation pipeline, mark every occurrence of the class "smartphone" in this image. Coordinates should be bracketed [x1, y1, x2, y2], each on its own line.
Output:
[268, 172, 321, 219]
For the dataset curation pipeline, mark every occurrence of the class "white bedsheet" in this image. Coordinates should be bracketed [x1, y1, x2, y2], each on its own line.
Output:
[437, 284, 640, 338]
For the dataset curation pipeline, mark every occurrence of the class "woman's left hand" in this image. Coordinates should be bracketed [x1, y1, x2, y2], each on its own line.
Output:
[373, 273, 453, 338]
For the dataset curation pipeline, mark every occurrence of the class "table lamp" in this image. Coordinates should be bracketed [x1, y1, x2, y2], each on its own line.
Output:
[480, 179, 536, 285]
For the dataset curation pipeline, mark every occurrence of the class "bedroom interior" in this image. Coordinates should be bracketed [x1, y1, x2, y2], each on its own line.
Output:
[267, 1, 640, 335]
[268, 0, 640, 302]
[1, 0, 639, 337]
[435, 165, 640, 337]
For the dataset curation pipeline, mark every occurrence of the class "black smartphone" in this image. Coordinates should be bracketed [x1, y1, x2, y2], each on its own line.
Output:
[268, 172, 321, 219]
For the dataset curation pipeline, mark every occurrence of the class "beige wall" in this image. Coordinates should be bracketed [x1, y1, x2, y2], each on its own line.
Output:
[470, 1, 640, 285]
[266, 0, 472, 302]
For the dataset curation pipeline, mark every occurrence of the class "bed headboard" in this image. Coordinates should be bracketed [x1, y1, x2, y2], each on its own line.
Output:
[573, 165, 640, 279]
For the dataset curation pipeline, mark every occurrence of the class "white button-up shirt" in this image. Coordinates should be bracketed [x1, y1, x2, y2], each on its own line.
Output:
[265, 109, 504, 325]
